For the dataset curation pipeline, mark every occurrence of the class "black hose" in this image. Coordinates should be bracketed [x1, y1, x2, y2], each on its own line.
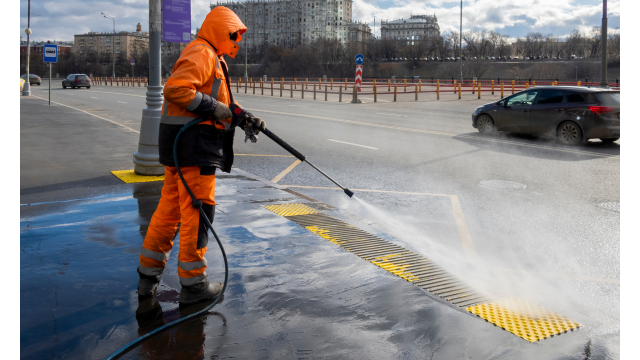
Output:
[106, 118, 228, 360]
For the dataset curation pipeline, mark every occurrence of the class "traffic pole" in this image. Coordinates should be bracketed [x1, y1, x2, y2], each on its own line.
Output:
[133, 0, 164, 175]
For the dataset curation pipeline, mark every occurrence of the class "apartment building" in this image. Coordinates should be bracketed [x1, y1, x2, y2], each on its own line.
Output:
[74, 23, 192, 61]
[380, 15, 440, 45]
[212, 0, 369, 55]
[74, 23, 149, 60]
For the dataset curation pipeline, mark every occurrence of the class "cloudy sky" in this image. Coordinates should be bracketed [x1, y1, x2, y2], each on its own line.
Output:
[19, 0, 620, 43]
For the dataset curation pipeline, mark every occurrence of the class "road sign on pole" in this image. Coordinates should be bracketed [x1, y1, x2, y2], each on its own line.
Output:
[43, 44, 58, 63]
[354, 54, 363, 93]
[43, 44, 58, 106]
[162, 0, 192, 43]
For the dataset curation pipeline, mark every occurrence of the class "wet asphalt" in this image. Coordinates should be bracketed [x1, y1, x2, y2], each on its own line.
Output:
[20, 81, 620, 359]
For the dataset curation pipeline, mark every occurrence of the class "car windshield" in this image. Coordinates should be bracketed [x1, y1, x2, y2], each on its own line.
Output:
[506, 91, 539, 106]
[594, 92, 620, 106]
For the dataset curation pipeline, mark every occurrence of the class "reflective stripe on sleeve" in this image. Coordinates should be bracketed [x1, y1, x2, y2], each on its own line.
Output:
[211, 78, 222, 100]
[140, 247, 171, 262]
[179, 274, 207, 286]
[160, 115, 196, 125]
[138, 264, 165, 276]
[178, 259, 208, 271]
[185, 92, 204, 112]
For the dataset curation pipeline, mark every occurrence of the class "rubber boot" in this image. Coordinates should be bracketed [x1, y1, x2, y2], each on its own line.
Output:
[179, 278, 223, 305]
[137, 268, 161, 298]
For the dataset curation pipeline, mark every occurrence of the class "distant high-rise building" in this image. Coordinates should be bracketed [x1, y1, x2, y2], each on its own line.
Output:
[380, 15, 440, 45]
[212, 0, 370, 55]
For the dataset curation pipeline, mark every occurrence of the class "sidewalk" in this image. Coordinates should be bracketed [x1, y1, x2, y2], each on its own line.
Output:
[20, 97, 595, 359]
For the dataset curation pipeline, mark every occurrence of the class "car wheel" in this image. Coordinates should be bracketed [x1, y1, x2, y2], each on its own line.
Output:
[71, 84, 75, 89]
[87, 86, 90, 89]
[477, 115, 496, 135]
[557, 121, 584, 146]
[62, 83, 66, 89]
[600, 137, 619, 143]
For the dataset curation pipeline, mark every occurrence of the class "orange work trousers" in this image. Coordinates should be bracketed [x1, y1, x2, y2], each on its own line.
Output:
[138, 165, 216, 287]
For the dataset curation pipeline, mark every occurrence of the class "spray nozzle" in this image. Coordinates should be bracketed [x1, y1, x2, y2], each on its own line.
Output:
[344, 188, 354, 198]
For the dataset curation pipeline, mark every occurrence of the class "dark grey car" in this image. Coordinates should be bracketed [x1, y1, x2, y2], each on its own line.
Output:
[62, 74, 91, 89]
[472, 86, 620, 145]
[21, 74, 41, 85]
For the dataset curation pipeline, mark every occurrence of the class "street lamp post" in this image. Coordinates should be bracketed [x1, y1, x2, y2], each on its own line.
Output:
[236, 3, 248, 80]
[459, 0, 463, 81]
[132, 0, 164, 175]
[102, 12, 116, 78]
[599, 0, 608, 87]
[22, 0, 31, 96]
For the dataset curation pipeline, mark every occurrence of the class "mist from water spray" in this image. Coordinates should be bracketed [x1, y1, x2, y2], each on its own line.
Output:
[335, 195, 619, 337]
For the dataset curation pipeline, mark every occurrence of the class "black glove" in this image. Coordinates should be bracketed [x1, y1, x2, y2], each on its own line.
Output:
[213, 102, 232, 120]
[190, 93, 232, 121]
[246, 117, 266, 134]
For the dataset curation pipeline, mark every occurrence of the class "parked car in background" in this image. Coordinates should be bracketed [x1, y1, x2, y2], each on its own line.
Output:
[21, 74, 41, 85]
[471, 86, 620, 145]
[62, 74, 91, 89]
[20, 78, 25, 92]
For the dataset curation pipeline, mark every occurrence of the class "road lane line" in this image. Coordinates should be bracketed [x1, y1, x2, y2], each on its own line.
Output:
[252, 109, 619, 160]
[117, 101, 127, 104]
[85, 89, 146, 97]
[30, 95, 140, 133]
[271, 159, 302, 183]
[361, 97, 390, 102]
[280, 185, 476, 258]
[327, 139, 378, 149]
[376, 113, 406, 117]
[449, 195, 477, 258]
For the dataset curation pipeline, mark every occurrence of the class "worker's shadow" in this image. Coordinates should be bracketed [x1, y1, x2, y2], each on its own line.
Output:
[452, 132, 619, 162]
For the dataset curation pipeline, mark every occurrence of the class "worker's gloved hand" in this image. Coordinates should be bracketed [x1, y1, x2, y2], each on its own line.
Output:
[243, 117, 265, 144]
[213, 102, 232, 120]
[247, 117, 266, 134]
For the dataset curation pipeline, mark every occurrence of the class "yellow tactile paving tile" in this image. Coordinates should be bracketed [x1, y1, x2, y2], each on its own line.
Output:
[466, 298, 581, 342]
[264, 203, 319, 217]
[304, 225, 344, 245]
[111, 170, 164, 183]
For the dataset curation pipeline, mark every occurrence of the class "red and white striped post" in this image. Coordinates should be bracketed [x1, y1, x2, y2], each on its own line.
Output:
[352, 54, 364, 103]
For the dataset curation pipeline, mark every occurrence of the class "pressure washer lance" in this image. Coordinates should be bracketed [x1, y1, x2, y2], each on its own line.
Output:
[231, 105, 355, 198]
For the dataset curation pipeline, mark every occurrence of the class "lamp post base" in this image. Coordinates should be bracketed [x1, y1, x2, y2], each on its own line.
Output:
[133, 85, 164, 176]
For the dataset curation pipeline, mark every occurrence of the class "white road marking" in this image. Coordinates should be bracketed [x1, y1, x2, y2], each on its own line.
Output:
[90, 97, 97, 99]
[376, 113, 406, 117]
[30, 95, 139, 133]
[327, 139, 378, 149]
[360, 97, 391, 103]
[117, 101, 127, 104]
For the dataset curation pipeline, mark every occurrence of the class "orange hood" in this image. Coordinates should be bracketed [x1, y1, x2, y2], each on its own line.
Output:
[198, 6, 247, 59]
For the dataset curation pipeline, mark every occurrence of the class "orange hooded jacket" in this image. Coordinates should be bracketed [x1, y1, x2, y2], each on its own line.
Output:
[157, 7, 247, 172]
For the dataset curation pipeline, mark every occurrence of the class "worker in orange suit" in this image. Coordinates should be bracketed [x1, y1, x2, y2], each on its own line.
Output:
[137, 6, 265, 305]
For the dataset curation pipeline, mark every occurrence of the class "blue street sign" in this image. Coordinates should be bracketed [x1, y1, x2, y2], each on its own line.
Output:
[355, 53, 364, 65]
[43, 44, 58, 63]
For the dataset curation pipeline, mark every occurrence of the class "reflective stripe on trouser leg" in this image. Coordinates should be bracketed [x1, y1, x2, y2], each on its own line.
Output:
[171, 166, 216, 286]
[138, 166, 181, 277]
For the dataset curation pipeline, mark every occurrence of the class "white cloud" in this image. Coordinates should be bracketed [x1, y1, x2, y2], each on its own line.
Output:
[20, 0, 620, 42]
